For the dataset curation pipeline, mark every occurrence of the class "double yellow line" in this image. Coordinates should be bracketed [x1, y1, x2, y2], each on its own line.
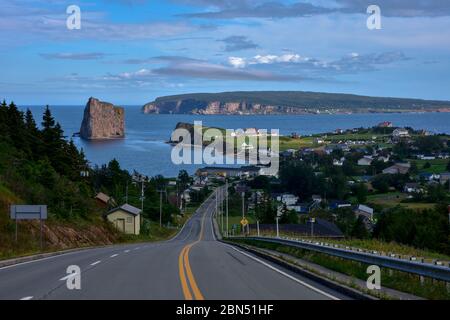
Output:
[178, 208, 208, 300]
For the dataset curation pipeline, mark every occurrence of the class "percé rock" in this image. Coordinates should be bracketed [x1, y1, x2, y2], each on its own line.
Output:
[80, 97, 125, 140]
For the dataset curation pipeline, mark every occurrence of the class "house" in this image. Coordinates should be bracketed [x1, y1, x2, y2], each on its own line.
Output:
[419, 173, 440, 181]
[382, 163, 411, 175]
[196, 166, 261, 178]
[354, 205, 374, 221]
[378, 121, 393, 128]
[357, 156, 373, 166]
[418, 155, 436, 161]
[393, 128, 410, 138]
[95, 192, 116, 207]
[404, 183, 422, 193]
[314, 138, 325, 145]
[277, 194, 299, 206]
[106, 204, 141, 235]
[333, 158, 345, 166]
[329, 201, 352, 210]
[377, 155, 390, 163]
[440, 173, 450, 185]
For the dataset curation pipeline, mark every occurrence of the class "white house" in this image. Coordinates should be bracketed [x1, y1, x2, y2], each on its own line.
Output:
[393, 128, 410, 138]
[358, 156, 373, 166]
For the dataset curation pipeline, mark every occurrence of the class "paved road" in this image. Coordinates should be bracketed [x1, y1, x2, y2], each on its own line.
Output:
[0, 189, 351, 300]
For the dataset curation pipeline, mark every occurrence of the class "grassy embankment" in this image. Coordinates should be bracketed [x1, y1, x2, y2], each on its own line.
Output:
[0, 183, 202, 261]
[230, 238, 450, 300]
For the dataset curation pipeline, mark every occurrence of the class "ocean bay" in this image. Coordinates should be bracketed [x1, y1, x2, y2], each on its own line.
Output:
[21, 105, 450, 177]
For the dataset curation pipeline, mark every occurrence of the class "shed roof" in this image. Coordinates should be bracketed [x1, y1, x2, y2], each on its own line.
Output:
[107, 204, 141, 216]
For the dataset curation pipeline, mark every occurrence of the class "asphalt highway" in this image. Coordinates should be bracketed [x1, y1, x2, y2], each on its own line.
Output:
[0, 189, 351, 300]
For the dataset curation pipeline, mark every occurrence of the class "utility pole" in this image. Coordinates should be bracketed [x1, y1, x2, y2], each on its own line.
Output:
[158, 189, 163, 228]
[275, 217, 280, 238]
[257, 220, 260, 237]
[242, 191, 245, 236]
[310, 217, 316, 237]
[226, 181, 229, 237]
[141, 180, 144, 214]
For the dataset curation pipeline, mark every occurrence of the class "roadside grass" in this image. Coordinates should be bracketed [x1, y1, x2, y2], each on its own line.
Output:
[232, 239, 450, 300]
[217, 214, 255, 236]
[0, 195, 204, 261]
[243, 228, 450, 261]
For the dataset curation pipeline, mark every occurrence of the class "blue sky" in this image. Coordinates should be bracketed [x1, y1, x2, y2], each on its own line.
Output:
[1, 0, 450, 105]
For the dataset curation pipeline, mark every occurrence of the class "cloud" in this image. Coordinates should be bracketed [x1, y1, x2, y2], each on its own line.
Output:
[228, 57, 247, 68]
[219, 36, 259, 51]
[105, 56, 305, 82]
[176, 0, 450, 19]
[40, 52, 106, 60]
[228, 51, 409, 75]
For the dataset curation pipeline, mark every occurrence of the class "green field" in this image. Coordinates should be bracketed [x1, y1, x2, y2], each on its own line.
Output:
[411, 158, 449, 174]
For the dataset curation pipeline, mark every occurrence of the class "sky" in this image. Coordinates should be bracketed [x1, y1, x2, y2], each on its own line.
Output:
[1, 0, 450, 105]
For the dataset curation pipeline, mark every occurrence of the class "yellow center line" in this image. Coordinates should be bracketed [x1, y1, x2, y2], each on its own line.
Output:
[178, 246, 193, 300]
[178, 197, 212, 300]
[184, 244, 204, 300]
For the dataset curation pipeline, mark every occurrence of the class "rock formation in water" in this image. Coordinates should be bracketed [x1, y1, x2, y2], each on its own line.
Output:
[80, 97, 125, 140]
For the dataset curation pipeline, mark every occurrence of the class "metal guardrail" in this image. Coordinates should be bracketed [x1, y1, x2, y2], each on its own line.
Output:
[231, 236, 450, 282]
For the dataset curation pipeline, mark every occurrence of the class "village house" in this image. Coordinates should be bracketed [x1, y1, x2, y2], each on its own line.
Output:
[354, 204, 374, 221]
[404, 183, 422, 193]
[333, 158, 345, 166]
[382, 163, 411, 175]
[357, 156, 373, 166]
[378, 121, 393, 128]
[440, 173, 450, 185]
[106, 204, 141, 235]
[392, 128, 410, 139]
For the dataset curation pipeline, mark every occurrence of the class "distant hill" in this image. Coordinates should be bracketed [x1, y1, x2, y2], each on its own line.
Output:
[142, 91, 450, 115]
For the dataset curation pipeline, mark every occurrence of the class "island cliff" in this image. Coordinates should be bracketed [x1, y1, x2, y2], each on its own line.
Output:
[80, 97, 125, 140]
[142, 91, 450, 115]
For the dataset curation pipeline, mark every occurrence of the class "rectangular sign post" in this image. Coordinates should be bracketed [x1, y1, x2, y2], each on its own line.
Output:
[10, 205, 48, 250]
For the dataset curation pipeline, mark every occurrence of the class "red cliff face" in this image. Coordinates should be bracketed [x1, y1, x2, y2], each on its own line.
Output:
[80, 97, 125, 140]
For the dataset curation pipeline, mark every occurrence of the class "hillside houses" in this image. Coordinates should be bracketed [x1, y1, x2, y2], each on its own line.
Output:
[382, 163, 411, 175]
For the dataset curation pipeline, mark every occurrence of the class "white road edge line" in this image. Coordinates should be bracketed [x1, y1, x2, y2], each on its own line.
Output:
[110, 254, 119, 258]
[59, 273, 78, 281]
[20, 296, 33, 300]
[124, 250, 130, 253]
[90, 261, 101, 266]
[228, 245, 340, 301]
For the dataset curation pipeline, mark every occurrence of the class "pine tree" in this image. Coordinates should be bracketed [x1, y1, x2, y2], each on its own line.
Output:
[25, 109, 38, 133]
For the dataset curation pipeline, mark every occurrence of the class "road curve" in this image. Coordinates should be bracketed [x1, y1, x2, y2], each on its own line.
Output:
[0, 189, 351, 300]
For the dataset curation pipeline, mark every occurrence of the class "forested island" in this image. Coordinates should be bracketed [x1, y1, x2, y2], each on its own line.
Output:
[142, 91, 450, 115]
